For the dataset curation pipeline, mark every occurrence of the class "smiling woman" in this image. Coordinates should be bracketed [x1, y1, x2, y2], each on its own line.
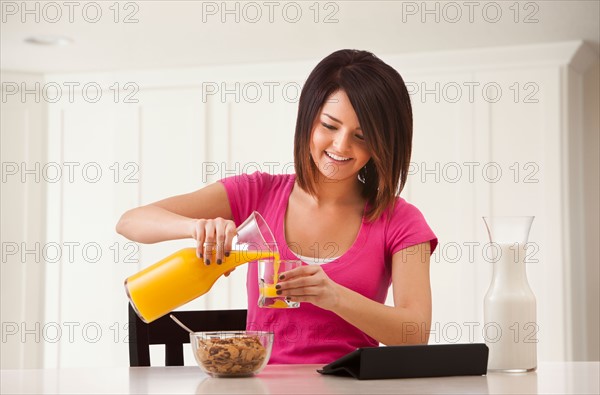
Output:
[116, 49, 437, 365]
[293, 50, 414, 222]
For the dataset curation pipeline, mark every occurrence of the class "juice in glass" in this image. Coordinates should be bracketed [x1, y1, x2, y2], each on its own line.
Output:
[258, 258, 301, 309]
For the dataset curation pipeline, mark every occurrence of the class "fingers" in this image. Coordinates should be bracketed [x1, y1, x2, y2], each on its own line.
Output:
[192, 218, 237, 265]
[280, 286, 320, 298]
[203, 220, 216, 265]
[276, 276, 318, 292]
[214, 218, 237, 264]
[214, 218, 237, 265]
[277, 264, 317, 281]
[224, 221, 237, 256]
[274, 265, 340, 310]
[194, 219, 206, 260]
[276, 266, 325, 296]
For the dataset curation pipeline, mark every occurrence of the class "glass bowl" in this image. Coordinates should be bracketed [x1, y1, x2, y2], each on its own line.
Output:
[190, 331, 274, 377]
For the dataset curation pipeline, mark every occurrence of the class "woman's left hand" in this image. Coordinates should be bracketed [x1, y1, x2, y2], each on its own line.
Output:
[275, 265, 342, 311]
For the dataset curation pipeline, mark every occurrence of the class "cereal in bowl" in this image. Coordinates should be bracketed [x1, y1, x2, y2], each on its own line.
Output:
[195, 335, 267, 375]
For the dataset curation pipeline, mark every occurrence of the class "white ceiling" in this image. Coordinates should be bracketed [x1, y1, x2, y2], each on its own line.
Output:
[1, 0, 599, 74]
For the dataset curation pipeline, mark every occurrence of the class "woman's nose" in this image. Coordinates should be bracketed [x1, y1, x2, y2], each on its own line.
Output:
[333, 131, 351, 152]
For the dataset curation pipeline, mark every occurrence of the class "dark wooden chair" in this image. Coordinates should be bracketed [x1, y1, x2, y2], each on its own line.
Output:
[128, 303, 247, 366]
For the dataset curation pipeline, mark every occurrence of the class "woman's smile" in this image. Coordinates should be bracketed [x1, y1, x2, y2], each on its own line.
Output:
[324, 151, 353, 162]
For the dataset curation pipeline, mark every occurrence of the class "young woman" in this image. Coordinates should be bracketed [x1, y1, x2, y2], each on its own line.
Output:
[116, 49, 437, 364]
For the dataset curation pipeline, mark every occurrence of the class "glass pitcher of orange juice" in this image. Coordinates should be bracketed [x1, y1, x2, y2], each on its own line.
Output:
[125, 211, 279, 323]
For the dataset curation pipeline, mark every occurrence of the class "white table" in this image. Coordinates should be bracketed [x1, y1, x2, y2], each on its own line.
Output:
[2, 362, 598, 394]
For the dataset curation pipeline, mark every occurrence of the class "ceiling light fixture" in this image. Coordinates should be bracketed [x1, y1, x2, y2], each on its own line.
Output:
[25, 35, 73, 46]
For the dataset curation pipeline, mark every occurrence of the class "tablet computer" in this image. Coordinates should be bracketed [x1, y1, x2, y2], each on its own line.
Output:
[317, 343, 489, 380]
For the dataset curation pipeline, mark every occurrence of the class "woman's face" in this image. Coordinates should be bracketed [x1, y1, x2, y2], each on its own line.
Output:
[310, 90, 371, 183]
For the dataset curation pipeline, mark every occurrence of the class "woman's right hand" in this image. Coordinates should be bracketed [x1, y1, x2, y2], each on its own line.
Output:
[190, 217, 237, 266]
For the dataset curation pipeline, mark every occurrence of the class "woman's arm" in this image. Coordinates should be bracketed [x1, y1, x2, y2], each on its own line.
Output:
[332, 242, 432, 344]
[278, 241, 432, 345]
[115, 181, 233, 244]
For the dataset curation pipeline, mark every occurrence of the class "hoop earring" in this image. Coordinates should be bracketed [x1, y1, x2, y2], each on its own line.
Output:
[358, 165, 367, 184]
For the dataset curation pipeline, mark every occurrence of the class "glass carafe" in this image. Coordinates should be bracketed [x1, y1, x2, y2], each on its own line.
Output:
[483, 216, 537, 372]
[125, 211, 279, 323]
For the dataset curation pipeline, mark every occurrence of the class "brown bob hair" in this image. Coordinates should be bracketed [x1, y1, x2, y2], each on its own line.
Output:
[294, 49, 413, 222]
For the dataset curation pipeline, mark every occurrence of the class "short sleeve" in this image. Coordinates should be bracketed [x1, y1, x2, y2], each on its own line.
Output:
[218, 171, 272, 226]
[385, 199, 438, 258]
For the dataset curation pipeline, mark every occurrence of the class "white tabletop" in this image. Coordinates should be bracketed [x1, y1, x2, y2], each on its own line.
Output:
[2, 362, 599, 394]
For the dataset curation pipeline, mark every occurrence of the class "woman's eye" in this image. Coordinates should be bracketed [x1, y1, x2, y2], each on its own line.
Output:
[355, 134, 365, 141]
[321, 122, 335, 130]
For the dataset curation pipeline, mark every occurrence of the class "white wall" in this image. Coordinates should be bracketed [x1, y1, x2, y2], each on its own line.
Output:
[1, 42, 598, 368]
[0, 72, 47, 368]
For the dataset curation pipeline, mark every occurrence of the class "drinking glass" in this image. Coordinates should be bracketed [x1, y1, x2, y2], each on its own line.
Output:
[258, 258, 301, 309]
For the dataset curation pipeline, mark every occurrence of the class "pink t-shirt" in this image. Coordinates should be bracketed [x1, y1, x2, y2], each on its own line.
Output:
[220, 172, 437, 364]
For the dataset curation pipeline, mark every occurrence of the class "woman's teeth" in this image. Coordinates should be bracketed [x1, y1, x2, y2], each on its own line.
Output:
[325, 151, 351, 162]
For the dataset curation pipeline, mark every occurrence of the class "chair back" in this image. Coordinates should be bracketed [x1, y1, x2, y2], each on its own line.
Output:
[128, 304, 247, 366]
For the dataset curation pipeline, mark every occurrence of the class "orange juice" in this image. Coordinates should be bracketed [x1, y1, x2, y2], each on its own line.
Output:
[259, 284, 279, 298]
[258, 260, 290, 308]
[268, 300, 290, 308]
[257, 258, 301, 309]
[258, 285, 289, 308]
[126, 248, 278, 323]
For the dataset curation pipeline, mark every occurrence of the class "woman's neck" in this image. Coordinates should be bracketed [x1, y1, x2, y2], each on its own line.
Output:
[298, 174, 365, 208]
